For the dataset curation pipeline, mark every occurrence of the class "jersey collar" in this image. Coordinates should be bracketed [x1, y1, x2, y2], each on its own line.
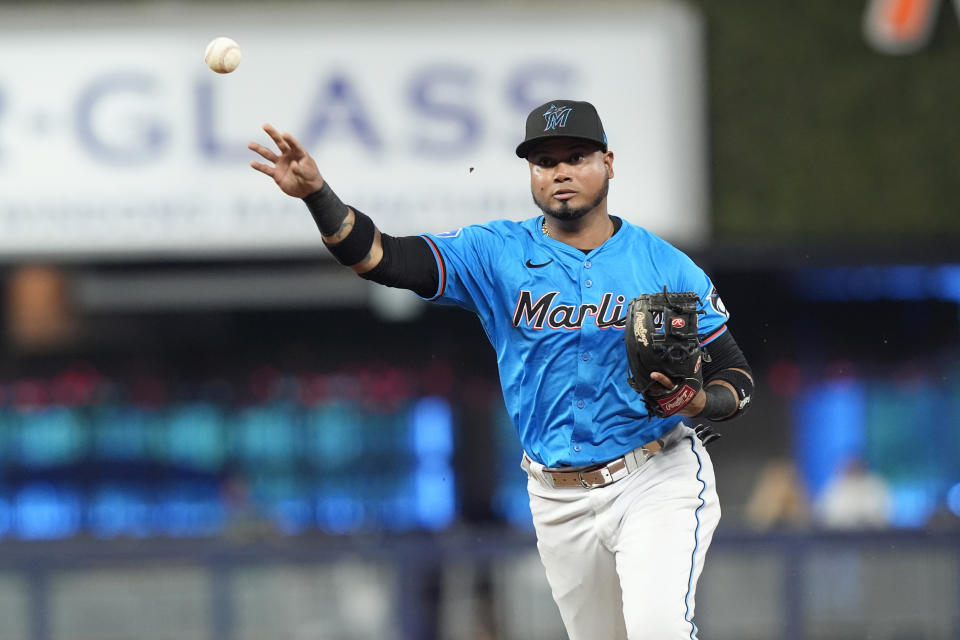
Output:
[534, 215, 627, 259]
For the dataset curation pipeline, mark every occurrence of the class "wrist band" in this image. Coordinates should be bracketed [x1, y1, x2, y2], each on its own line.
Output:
[711, 368, 754, 400]
[697, 384, 738, 421]
[303, 182, 348, 236]
[712, 368, 754, 419]
[323, 208, 376, 266]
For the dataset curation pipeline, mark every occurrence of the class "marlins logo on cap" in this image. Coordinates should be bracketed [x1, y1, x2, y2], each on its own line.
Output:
[515, 99, 608, 158]
[542, 104, 574, 131]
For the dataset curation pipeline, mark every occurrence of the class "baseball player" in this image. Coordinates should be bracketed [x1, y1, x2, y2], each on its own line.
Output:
[249, 100, 754, 639]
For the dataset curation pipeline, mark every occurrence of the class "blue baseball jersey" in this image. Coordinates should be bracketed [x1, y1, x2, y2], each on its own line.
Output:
[421, 216, 729, 468]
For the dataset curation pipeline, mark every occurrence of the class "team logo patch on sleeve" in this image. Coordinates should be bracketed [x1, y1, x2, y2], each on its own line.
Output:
[709, 287, 730, 319]
[435, 228, 462, 238]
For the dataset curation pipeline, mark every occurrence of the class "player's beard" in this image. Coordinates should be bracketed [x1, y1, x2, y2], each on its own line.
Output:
[532, 177, 609, 222]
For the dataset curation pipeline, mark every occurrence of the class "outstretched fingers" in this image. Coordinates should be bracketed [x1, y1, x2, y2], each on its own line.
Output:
[249, 161, 276, 177]
[247, 141, 278, 164]
[282, 132, 308, 156]
[262, 123, 291, 154]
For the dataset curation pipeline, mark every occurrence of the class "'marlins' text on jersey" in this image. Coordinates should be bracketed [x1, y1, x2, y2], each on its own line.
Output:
[512, 290, 627, 330]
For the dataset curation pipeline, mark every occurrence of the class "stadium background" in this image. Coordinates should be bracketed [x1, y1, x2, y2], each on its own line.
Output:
[0, 1, 958, 638]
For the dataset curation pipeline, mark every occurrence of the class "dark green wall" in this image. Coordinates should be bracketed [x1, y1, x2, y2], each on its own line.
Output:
[698, 1, 960, 245]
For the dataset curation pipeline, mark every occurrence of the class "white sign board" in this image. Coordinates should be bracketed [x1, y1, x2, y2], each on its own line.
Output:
[0, 3, 707, 260]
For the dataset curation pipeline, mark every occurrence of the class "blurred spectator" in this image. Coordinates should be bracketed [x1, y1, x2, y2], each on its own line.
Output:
[745, 457, 812, 531]
[815, 458, 892, 530]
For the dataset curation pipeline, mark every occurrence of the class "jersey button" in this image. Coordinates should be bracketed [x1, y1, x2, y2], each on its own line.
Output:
[584, 260, 592, 268]
[576, 400, 585, 409]
[581, 352, 591, 361]
[585, 279, 593, 288]
[573, 445, 582, 452]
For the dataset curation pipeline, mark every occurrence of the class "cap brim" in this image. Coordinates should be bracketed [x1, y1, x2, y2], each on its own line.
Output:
[515, 135, 607, 159]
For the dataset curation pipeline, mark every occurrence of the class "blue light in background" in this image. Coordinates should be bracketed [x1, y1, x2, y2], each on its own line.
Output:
[794, 380, 866, 498]
[791, 265, 960, 528]
[306, 403, 363, 469]
[796, 264, 960, 302]
[414, 468, 455, 530]
[490, 404, 533, 530]
[14, 484, 82, 539]
[0, 497, 11, 538]
[88, 486, 150, 539]
[795, 373, 960, 528]
[947, 483, 960, 517]
[381, 493, 418, 531]
[316, 491, 364, 534]
[410, 397, 453, 458]
[935, 265, 960, 302]
[272, 498, 312, 535]
[0, 377, 469, 538]
[236, 405, 297, 463]
[492, 486, 533, 531]
[154, 484, 225, 537]
[18, 408, 84, 467]
[0, 411, 12, 464]
[92, 407, 148, 460]
[410, 397, 455, 530]
[166, 403, 225, 470]
[889, 483, 938, 527]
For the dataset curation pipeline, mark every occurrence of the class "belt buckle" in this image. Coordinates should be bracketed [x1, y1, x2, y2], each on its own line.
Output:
[577, 471, 597, 489]
[577, 466, 615, 489]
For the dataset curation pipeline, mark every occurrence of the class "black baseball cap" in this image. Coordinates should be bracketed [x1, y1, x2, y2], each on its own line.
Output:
[515, 99, 608, 158]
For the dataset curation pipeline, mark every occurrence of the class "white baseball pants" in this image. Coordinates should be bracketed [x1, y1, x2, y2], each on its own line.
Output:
[523, 425, 721, 639]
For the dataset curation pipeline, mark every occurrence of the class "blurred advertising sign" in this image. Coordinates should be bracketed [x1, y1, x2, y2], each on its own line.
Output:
[0, 4, 707, 260]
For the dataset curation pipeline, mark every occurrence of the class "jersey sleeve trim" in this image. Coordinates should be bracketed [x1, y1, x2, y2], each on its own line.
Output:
[420, 235, 447, 301]
[699, 325, 728, 346]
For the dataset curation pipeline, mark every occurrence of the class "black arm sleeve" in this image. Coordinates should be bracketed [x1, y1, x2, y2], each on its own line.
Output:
[357, 232, 439, 299]
[699, 329, 755, 421]
[701, 329, 751, 380]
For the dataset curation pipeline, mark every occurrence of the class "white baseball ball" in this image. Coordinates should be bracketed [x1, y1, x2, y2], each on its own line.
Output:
[204, 37, 241, 74]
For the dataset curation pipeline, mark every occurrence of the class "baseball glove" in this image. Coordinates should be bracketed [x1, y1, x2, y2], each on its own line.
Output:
[624, 289, 705, 417]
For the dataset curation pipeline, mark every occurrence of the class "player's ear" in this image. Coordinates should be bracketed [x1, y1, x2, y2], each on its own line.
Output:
[604, 151, 614, 179]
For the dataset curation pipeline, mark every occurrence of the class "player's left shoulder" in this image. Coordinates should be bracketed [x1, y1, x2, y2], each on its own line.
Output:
[617, 218, 674, 248]
[619, 220, 695, 265]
